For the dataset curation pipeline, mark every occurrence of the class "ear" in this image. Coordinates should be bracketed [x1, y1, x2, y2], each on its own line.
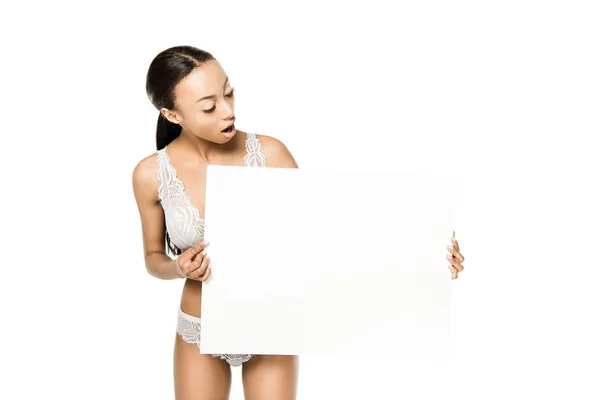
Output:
[161, 107, 181, 125]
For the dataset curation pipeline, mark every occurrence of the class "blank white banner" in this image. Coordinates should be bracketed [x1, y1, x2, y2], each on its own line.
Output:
[201, 165, 458, 360]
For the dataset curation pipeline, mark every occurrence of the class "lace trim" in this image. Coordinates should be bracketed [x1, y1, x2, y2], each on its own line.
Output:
[176, 310, 203, 345]
[244, 133, 266, 167]
[176, 310, 253, 367]
[213, 353, 254, 367]
[156, 150, 205, 248]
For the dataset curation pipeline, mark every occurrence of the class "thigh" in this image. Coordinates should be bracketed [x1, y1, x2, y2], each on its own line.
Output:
[173, 333, 232, 400]
[241, 355, 299, 400]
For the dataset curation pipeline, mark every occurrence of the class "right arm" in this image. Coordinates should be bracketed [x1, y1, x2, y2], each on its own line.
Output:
[131, 155, 185, 280]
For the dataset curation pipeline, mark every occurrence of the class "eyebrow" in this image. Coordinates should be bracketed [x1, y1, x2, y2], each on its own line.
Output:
[196, 77, 230, 103]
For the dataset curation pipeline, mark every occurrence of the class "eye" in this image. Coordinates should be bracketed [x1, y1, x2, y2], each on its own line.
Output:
[203, 88, 235, 113]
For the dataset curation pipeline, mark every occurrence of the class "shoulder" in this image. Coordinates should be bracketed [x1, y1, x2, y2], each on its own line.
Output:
[132, 151, 161, 203]
[255, 133, 299, 168]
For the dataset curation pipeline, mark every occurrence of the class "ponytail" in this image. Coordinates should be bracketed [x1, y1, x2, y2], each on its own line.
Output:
[156, 113, 182, 150]
[155, 112, 183, 256]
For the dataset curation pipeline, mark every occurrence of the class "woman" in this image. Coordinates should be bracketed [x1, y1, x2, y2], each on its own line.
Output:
[132, 45, 465, 400]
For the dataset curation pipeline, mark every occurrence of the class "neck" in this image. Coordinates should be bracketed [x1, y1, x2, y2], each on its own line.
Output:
[174, 129, 240, 164]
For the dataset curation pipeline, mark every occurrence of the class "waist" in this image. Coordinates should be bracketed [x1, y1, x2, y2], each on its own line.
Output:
[180, 278, 203, 318]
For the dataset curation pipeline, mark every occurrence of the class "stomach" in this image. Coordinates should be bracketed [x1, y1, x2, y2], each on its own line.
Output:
[179, 279, 204, 317]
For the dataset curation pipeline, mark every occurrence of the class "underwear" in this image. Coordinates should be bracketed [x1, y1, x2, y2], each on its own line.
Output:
[176, 307, 253, 367]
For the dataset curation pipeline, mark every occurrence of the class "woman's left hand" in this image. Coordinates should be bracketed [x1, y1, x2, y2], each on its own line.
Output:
[447, 230, 465, 280]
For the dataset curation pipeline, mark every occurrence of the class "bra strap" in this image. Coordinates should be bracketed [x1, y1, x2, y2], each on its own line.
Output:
[244, 132, 266, 167]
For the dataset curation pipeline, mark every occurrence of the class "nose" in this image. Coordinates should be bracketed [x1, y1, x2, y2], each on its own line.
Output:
[221, 98, 234, 120]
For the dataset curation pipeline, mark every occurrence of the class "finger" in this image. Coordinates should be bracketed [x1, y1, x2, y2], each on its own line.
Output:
[451, 258, 464, 272]
[447, 245, 465, 263]
[448, 265, 458, 279]
[199, 266, 212, 282]
[182, 241, 208, 265]
[192, 251, 210, 279]
[187, 255, 203, 276]
[451, 235, 460, 253]
[447, 253, 464, 272]
[191, 250, 207, 278]
[199, 262, 211, 281]
[199, 252, 211, 276]
[192, 240, 210, 258]
[184, 248, 207, 276]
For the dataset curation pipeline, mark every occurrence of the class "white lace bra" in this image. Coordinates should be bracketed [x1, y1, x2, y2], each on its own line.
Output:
[156, 132, 266, 251]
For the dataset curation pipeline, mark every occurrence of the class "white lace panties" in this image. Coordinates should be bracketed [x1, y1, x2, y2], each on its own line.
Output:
[176, 308, 253, 367]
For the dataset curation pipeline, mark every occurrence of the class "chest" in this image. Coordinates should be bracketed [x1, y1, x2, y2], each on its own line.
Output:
[171, 162, 208, 218]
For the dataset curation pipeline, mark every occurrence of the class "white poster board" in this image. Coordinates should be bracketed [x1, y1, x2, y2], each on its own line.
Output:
[201, 165, 457, 360]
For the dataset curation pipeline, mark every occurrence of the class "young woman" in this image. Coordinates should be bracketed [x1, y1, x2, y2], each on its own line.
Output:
[132, 45, 465, 400]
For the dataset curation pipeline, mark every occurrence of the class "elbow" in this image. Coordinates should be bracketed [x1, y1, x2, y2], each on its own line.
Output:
[145, 264, 157, 278]
[144, 252, 162, 279]
[144, 262, 158, 279]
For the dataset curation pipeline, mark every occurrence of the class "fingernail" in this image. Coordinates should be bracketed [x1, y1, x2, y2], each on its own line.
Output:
[447, 254, 453, 259]
[448, 245, 454, 250]
[203, 240, 209, 245]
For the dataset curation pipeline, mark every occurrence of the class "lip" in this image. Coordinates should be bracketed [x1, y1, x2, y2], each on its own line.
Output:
[222, 123, 236, 138]
[221, 121, 235, 131]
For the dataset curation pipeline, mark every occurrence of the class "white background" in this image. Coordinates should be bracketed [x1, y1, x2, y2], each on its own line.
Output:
[1, 0, 599, 399]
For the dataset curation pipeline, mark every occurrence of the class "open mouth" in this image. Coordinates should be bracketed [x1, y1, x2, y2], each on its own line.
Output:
[222, 124, 234, 133]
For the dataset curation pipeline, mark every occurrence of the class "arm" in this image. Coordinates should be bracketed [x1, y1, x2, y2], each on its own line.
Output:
[131, 155, 185, 280]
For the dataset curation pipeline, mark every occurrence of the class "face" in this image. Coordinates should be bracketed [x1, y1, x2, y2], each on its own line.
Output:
[162, 60, 236, 144]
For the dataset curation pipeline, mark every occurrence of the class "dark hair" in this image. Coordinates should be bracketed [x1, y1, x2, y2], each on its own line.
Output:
[146, 45, 216, 150]
[145, 45, 216, 256]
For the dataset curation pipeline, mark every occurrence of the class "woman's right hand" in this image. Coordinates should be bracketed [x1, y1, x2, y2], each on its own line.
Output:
[175, 240, 212, 282]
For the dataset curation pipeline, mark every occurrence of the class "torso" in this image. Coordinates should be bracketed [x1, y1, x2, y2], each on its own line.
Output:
[154, 130, 266, 318]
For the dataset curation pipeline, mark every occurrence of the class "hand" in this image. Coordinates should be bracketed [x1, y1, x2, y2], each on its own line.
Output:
[175, 240, 212, 282]
[447, 230, 465, 280]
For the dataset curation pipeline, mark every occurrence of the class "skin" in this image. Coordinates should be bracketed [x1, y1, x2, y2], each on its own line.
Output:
[132, 59, 464, 400]
[448, 230, 465, 279]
